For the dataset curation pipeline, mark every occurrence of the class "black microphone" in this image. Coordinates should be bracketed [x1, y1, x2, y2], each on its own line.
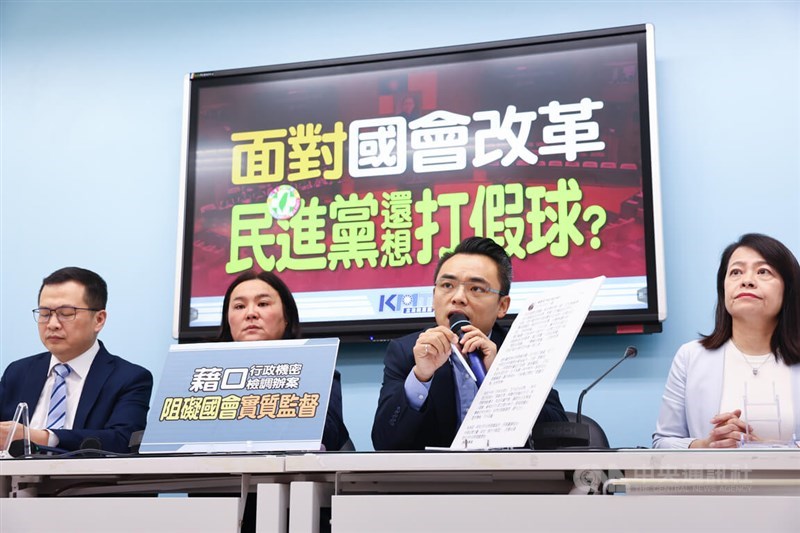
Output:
[76, 436, 108, 457]
[531, 345, 637, 449]
[576, 345, 637, 424]
[9, 437, 125, 459]
[80, 436, 102, 450]
[448, 312, 487, 385]
[8, 440, 68, 457]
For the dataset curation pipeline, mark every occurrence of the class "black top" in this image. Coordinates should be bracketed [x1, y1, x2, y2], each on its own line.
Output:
[324, 370, 350, 450]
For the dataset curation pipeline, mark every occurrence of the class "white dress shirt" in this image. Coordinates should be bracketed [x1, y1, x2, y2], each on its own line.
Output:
[720, 340, 795, 442]
[30, 340, 100, 446]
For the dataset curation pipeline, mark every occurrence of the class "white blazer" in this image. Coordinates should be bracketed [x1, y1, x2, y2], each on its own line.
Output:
[653, 340, 800, 448]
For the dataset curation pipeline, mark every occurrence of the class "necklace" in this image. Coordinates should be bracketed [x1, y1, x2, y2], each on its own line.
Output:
[741, 355, 770, 376]
[729, 343, 772, 376]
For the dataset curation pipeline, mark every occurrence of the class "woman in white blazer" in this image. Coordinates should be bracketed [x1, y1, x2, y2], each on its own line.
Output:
[653, 233, 800, 449]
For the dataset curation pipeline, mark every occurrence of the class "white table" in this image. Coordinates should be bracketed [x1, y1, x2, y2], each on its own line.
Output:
[0, 454, 286, 533]
[285, 449, 800, 533]
[2, 450, 799, 532]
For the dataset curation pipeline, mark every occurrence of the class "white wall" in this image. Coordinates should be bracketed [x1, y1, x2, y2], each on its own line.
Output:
[2, 1, 798, 451]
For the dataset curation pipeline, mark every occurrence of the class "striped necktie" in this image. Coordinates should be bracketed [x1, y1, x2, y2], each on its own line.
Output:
[47, 363, 72, 429]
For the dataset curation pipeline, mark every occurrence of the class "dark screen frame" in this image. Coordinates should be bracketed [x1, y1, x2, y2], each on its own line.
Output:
[173, 23, 665, 343]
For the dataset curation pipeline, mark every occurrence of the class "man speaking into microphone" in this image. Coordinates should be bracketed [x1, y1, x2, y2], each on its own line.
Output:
[372, 237, 567, 450]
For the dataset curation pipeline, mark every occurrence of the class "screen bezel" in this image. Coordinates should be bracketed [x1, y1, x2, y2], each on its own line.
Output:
[173, 23, 666, 342]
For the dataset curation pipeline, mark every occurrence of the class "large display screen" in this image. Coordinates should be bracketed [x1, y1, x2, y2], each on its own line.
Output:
[174, 23, 666, 342]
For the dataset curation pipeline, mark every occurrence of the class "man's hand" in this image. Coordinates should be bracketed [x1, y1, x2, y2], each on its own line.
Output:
[0, 421, 50, 447]
[412, 326, 459, 382]
[456, 324, 499, 371]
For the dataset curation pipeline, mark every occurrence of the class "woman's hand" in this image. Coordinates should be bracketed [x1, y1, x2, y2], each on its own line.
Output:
[689, 409, 755, 448]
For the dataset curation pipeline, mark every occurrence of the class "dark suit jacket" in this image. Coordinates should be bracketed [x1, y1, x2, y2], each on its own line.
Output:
[0, 340, 153, 453]
[323, 370, 350, 451]
[372, 324, 567, 450]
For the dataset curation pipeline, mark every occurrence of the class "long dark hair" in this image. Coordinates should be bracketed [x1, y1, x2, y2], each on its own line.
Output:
[701, 233, 800, 365]
[218, 270, 301, 341]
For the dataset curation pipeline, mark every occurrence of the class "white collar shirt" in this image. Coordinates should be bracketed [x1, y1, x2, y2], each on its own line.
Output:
[30, 340, 100, 445]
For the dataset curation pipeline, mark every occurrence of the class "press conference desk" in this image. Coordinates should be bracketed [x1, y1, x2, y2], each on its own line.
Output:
[285, 450, 800, 532]
[0, 454, 286, 532]
[2, 450, 799, 532]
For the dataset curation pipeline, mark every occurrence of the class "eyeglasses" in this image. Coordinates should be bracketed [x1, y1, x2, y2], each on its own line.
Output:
[32, 306, 100, 323]
[434, 278, 504, 298]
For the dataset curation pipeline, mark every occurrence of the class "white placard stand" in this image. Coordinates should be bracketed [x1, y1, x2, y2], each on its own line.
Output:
[451, 276, 605, 450]
[0, 402, 31, 459]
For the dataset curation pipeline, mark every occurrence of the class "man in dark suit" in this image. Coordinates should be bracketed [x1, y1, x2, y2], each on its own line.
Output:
[372, 237, 567, 450]
[0, 267, 153, 453]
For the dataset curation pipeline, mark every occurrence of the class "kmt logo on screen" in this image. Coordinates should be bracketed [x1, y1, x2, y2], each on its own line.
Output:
[378, 293, 433, 315]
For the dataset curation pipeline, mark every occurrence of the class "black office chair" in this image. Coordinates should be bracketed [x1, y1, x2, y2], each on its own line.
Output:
[566, 411, 610, 448]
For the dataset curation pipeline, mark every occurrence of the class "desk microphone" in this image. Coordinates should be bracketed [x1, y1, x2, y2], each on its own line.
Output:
[8, 440, 68, 457]
[449, 312, 487, 385]
[532, 345, 638, 449]
[74, 437, 113, 457]
[8, 437, 111, 458]
[80, 437, 102, 450]
[576, 346, 637, 424]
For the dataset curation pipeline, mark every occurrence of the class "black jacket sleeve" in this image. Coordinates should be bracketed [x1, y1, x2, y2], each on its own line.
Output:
[322, 370, 350, 451]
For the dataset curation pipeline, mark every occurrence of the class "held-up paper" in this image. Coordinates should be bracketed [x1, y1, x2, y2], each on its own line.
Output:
[451, 276, 605, 450]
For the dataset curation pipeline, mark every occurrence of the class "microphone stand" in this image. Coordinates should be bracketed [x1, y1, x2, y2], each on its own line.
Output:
[576, 346, 637, 424]
[531, 346, 637, 449]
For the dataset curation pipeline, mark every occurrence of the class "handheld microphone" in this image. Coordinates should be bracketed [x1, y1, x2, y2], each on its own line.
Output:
[576, 345, 637, 424]
[449, 312, 487, 385]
